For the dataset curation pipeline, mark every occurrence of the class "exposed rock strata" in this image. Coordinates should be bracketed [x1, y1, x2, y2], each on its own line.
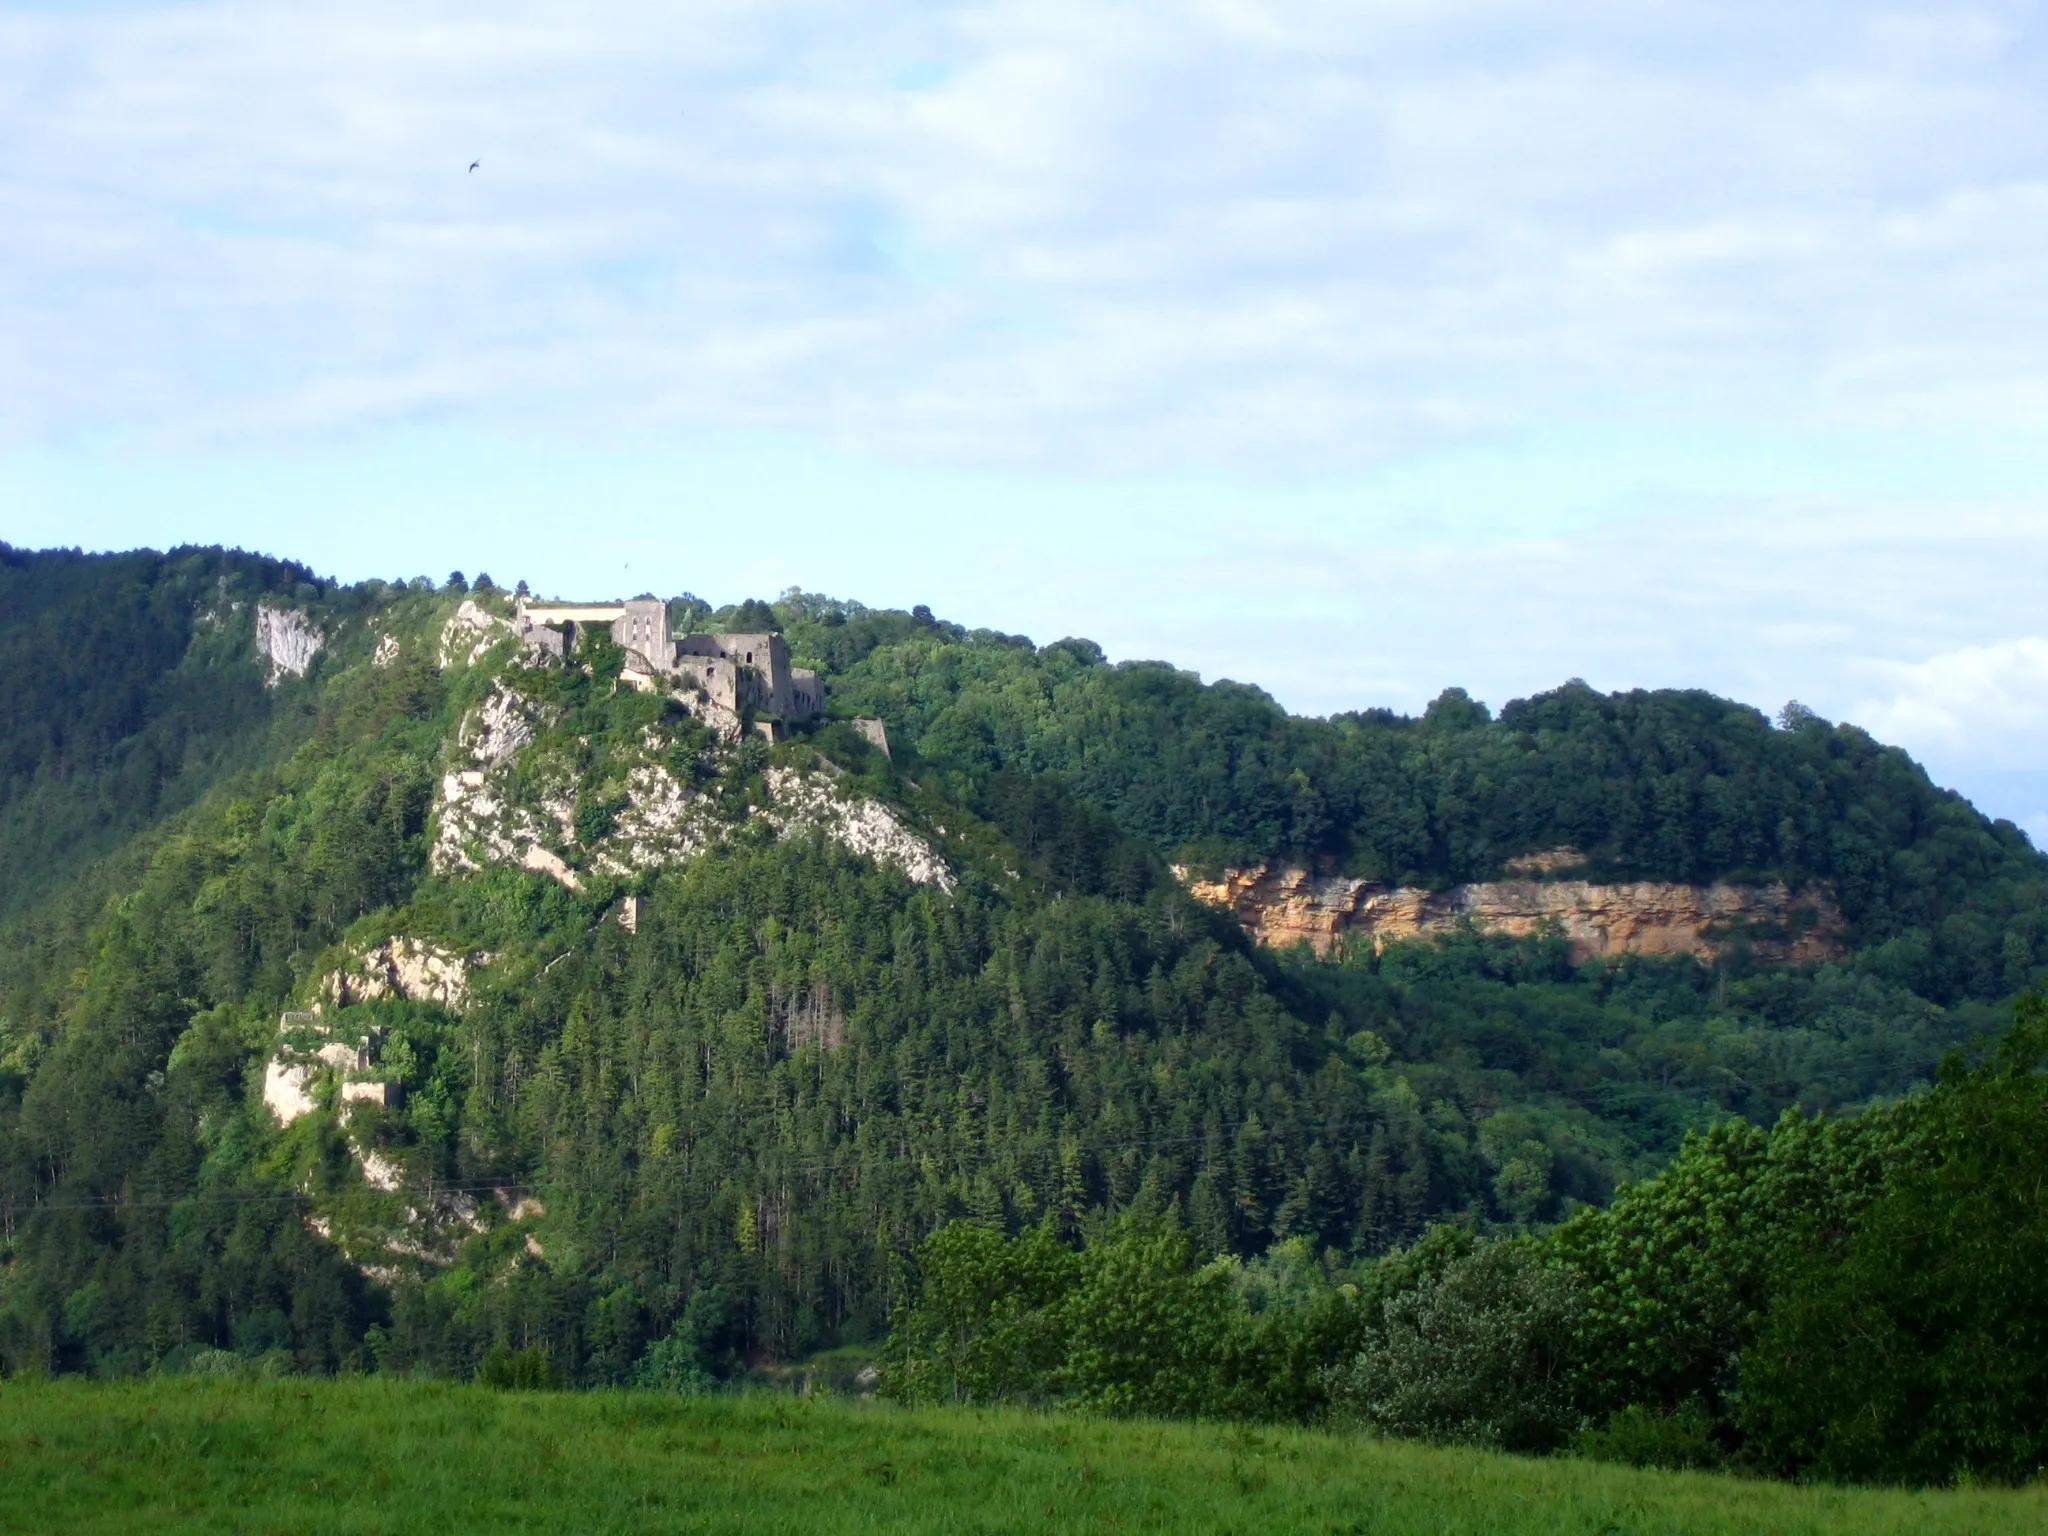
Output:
[1181, 865, 1844, 963]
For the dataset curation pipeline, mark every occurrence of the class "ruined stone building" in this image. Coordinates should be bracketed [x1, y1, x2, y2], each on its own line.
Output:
[515, 597, 824, 725]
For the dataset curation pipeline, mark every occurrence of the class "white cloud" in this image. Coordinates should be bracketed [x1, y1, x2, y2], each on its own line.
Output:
[1853, 637, 2048, 769]
[6, 2, 2048, 467]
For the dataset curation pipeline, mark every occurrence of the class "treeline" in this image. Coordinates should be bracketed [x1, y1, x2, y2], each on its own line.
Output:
[779, 594, 2048, 1006]
[883, 996, 2048, 1486]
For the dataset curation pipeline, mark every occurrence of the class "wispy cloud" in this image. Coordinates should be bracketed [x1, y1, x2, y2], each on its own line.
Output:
[7, 2, 2048, 467]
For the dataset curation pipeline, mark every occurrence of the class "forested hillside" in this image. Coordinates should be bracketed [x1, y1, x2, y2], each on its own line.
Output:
[0, 550, 2042, 1407]
[0, 544, 376, 923]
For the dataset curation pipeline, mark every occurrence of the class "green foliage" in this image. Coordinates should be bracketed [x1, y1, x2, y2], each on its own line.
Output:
[1054, 1223, 1235, 1417]
[1736, 998, 2048, 1484]
[5, 1378, 2044, 1535]
[1540, 988, 2048, 1484]
[1325, 1239, 1585, 1453]
[880, 1223, 1078, 1406]
[1552, 1109, 1901, 1422]
[0, 543, 370, 922]
[475, 1345, 557, 1391]
[633, 1286, 728, 1395]
[782, 596, 2048, 1005]
[1209, 1237, 1373, 1423]
[4, 559, 2048, 1491]
[884, 1220, 1359, 1422]
[1575, 1402, 1726, 1472]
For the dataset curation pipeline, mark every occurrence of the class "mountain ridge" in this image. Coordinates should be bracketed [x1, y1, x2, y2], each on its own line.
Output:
[0, 545, 2041, 1381]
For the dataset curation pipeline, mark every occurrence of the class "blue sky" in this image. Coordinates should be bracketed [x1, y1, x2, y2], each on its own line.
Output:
[5, 1, 2048, 839]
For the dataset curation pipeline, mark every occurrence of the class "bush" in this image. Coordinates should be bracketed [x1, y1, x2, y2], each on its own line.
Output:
[880, 1222, 1079, 1406]
[1326, 1239, 1584, 1453]
[881, 1220, 1359, 1421]
[1055, 1225, 1234, 1418]
[476, 1346, 558, 1391]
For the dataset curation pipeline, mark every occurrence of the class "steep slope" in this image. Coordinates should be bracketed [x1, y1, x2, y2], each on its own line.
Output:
[0, 563, 2042, 1384]
[0, 544, 393, 922]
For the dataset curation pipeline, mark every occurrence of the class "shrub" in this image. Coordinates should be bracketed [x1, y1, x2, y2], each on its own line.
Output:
[880, 1223, 1079, 1406]
[1054, 1225, 1234, 1418]
[882, 1220, 1348, 1420]
[1326, 1239, 1584, 1453]
[476, 1346, 557, 1391]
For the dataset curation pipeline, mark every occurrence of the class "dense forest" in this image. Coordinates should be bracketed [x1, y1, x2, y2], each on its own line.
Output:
[1, 546, 2044, 1485]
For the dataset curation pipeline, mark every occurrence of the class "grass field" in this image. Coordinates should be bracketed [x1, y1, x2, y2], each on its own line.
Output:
[0, 1379, 2041, 1534]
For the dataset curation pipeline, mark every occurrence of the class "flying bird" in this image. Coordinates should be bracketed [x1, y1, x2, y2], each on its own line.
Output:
[468, 160, 480, 173]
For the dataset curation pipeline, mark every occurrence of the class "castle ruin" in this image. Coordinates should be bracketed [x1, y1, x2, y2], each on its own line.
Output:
[515, 597, 824, 727]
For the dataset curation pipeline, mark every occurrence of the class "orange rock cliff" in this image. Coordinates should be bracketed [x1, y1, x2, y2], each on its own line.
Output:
[1178, 852, 1844, 963]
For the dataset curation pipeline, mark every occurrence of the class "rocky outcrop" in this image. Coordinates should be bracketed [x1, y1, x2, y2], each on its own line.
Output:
[439, 599, 511, 669]
[764, 769, 954, 892]
[431, 685, 578, 886]
[1181, 863, 1844, 963]
[262, 1012, 383, 1126]
[323, 938, 480, 1012]
[263, 1039, 358, 1124]
[428, 674, 953, 894]
[255, 603, 322, 684]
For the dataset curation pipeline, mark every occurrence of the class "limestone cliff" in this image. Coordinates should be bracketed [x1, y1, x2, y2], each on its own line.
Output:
[254, 602, 322, 684]
[430, 687, 952, 895]
[1180, 859, 1844, 963]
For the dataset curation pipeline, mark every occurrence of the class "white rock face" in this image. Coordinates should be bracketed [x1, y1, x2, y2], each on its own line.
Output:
[590, 761, 712, 876]
[255, 603, 323, 685]
[439, 599, 510, 669]
[263, 1039, 357, 1126]
[324, 938, 479, 1012]
[765, 769, 954, 891]
[372, 633, 400, 667]
[356, 1148, 404, 1192]
[426, 667, 950, 896]
[521, 844, 583, 890]
[465, 685, 536, 767]
[431, 687, 582, 887]
[264, 1046, 346, 1125]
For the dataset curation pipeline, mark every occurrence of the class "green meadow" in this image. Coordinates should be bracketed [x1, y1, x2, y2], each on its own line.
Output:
[0, 1379, 2040, 1535]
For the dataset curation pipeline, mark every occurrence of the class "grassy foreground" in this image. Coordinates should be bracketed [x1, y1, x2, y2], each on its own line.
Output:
[0, 1380, 2041, 1535]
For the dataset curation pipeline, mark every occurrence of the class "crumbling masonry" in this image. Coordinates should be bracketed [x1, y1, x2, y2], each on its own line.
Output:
[516, 597, 824, 727]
